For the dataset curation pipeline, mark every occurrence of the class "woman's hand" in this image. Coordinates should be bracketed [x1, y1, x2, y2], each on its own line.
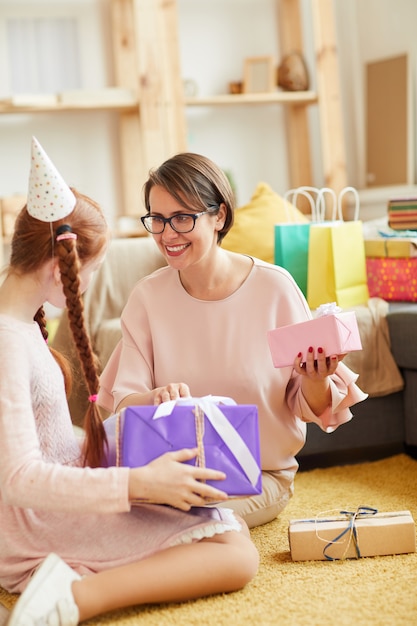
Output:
[116, 383, 191, 411]
[153, 383, 191, 405]
[128, 448, 228, 511]
[292, 346, 346, 416]
[293, 346, 345, 380]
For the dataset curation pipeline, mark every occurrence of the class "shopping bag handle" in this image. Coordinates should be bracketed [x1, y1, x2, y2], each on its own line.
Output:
[285, 186, 360, 222]
[317, 187, 339, 221]
[153, 396, 261, 487]
[338, 186, 360, 221]
[284, 187, 319, 222]
[285, 186, 338, 222]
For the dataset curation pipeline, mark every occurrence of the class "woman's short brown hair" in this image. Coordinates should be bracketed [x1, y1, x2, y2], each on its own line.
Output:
[143, 153, 235, 243]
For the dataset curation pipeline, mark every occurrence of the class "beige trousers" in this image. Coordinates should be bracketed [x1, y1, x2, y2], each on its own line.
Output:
[217, 469, 295, 529]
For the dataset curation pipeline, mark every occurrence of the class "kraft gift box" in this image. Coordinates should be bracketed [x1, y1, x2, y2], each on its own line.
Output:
[103, 397, 262, 497]
[289, 509, 416, 561]
[267, 311, 362, 368]
[364, 238, 417, 258]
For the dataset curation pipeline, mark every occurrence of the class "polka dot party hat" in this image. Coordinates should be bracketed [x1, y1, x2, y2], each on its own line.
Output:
[27, 136, 76, 222]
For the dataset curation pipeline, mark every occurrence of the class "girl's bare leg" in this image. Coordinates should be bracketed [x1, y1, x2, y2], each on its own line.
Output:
[74, 529, 258, 623]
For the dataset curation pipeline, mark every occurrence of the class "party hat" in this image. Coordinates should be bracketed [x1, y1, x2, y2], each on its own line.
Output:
[27, 136, 76, 222]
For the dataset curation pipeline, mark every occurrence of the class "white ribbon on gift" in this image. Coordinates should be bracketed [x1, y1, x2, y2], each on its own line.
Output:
[153, 395, 261, 487]
[316, 302, 342, 317]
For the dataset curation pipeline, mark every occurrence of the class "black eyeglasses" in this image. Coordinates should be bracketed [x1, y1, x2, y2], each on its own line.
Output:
[141, 209, 214, 234]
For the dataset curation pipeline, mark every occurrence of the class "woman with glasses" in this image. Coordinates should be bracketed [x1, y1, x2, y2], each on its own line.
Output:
[98, 152, 367, 529]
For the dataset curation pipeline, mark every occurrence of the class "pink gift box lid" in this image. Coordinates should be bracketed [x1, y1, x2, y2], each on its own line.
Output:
[267, 311, 362, 368]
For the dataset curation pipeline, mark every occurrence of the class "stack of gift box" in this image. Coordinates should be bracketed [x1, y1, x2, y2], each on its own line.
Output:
[387, 197, 417, 230]
[365, 197, 417, 302]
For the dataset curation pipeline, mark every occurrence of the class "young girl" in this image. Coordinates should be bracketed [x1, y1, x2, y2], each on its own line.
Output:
[1, 138, 258, 626]
[98, 152, 368, 529]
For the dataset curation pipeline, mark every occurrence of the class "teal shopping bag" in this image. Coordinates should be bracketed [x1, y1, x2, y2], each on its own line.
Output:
[274, 223, 311, 295]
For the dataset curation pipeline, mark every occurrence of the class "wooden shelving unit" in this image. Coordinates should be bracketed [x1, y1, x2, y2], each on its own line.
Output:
[275, 0, 347, 193]
[110, 0, 187, 216]
[0, 0, 347, 231]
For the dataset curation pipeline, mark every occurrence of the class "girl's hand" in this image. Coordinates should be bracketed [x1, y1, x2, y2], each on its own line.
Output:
[293, 346, 345, 380]
[153, 383, 191, 405]
[128, 448, 228, 511]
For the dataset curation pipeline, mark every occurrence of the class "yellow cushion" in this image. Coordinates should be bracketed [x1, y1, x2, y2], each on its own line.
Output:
[221, 182, 309, 264]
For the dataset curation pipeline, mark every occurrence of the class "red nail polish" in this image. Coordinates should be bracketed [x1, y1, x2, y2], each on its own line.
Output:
[308, 346, 313, 353]
[318, 347, 323, 354]
[297, 352, 302, 358]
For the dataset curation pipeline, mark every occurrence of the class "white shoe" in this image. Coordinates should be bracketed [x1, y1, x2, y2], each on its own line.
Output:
[7, 553, 80, 626]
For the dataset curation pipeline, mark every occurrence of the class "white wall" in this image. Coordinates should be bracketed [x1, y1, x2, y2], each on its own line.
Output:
[334, 0, 417, 218]
[0, 0, 119, 227]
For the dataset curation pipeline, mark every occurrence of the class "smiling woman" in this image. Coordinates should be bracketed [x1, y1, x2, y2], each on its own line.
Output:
[98, 151, 367, 532]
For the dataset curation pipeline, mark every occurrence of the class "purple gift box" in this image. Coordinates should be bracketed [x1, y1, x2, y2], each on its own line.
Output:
[103, 397, 262, 497]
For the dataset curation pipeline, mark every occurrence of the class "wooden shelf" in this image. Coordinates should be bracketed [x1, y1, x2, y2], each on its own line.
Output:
[0, 87, 139, 114]
[185, 90, 318, 107]
[0, 101, 139, 114]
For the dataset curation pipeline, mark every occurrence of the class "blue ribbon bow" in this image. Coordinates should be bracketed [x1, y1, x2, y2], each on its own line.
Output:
[322, 505, 378, 561]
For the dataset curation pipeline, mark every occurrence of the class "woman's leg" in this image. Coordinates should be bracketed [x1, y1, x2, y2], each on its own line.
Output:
[217, 470, 295, 528]
[75, 527, 258, 623]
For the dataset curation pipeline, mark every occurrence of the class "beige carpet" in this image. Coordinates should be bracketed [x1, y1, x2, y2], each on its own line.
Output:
[1, 453, 417, 625]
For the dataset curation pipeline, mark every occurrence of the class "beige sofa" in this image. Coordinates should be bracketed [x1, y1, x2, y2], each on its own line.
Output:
[52, 236, 166, 425]
[52, 233, 409, 471]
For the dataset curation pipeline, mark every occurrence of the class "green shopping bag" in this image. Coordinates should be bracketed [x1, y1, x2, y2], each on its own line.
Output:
[274, 188, 317, 296]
